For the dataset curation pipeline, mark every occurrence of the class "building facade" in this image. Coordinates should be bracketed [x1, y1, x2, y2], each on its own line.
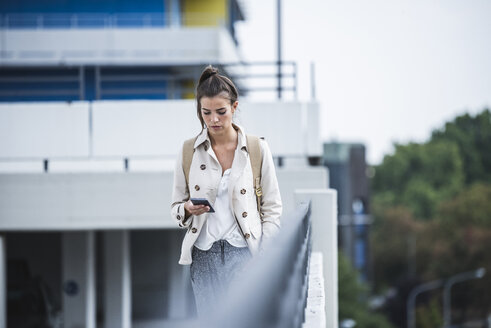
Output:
[0, 1, 327, 327]
[1, 0, 245, 102]
[322, 142, 372, 283]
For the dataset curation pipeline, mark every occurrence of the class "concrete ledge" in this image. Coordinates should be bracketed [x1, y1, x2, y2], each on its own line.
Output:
[303, 252, 326, 328]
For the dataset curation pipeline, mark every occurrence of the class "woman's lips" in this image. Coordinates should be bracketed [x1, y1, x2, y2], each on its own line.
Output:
[211, 126, 221, 130]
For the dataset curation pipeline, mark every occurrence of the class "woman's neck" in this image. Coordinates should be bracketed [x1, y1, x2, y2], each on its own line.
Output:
[209, 125, 238, 146]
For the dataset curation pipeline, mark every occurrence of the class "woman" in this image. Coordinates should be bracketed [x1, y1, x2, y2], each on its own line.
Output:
[170, 65, 282, 316]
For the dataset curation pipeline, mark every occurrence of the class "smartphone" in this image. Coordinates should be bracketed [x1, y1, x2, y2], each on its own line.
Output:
[190, 198, 215, 213]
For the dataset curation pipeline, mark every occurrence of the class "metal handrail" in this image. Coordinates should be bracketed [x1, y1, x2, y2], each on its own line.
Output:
[195, 202, 312, 328]
[0, 61, 298, 102]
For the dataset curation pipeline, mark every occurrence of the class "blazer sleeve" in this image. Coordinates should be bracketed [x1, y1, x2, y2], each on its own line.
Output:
[259, 139, 282, 242]
[170, 145, 192, 228]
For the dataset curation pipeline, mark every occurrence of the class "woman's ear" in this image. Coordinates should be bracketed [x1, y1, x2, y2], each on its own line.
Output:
[232, 101, 239, 113]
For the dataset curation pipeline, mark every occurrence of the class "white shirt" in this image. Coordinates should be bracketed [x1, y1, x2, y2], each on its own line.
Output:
[194, 167, 248, 251]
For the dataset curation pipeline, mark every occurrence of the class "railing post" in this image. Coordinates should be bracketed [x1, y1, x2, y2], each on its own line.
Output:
[277, 0, 282, 99]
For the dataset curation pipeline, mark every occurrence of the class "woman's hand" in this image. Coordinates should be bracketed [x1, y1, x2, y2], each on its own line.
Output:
[184, 200, 210, 219]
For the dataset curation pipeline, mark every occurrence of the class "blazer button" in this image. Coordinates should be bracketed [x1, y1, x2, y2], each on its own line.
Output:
[240, 188, 246, 195]
[244, 233, 251, 239]
[204, 145, 209, 151]
[195, 185, 200, 191]
[191, 228, 197, 233]
[177, 215, 181, 220]
[242, 212, 248, 218]
[200, 164, 206, 170]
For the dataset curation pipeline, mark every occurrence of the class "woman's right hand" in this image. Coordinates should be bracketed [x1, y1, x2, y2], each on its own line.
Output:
[184, 200, 210, 219]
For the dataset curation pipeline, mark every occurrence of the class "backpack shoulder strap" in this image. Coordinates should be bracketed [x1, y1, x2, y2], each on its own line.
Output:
[246, 135, 263, 216]
[182, 137, 197, 187]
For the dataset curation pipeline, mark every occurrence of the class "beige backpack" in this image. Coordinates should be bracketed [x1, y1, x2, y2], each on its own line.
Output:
[182, 135, 263, 214]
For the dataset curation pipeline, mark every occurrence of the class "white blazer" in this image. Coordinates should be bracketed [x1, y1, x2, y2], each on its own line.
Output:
[171, 124, 282, 265]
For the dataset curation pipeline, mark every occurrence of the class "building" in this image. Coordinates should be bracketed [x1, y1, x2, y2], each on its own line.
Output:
[0, 0, 245, 102]
[0, 1, 335, 327]
[322, 142, 372, 282]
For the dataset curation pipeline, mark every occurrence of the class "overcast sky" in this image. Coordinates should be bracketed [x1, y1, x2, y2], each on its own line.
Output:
[236, 0, 491, 164]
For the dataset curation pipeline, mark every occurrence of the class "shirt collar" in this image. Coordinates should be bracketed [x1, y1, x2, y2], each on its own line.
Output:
[194, 123, 248, 152]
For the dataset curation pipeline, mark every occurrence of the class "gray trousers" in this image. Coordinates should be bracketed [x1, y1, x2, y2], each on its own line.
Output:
[190, 240, 251, 317]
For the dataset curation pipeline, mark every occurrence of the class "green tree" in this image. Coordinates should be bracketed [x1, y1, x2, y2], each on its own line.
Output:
[370, 109, 491, 326]
[416, 297, 443, 328]
[372, 140, 464, 219]
[418, 184, 491, 320]
[437, 183, 491, 228]
[370, 205, 421, 289]
[432, 109, 491, 184]
[338, 252, 394, 328]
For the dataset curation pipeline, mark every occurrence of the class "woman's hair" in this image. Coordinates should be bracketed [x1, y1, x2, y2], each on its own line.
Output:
[196, 65, 239, 129]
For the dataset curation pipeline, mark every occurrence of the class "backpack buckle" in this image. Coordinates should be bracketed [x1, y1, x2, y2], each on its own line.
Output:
[255, 187, 262, 197]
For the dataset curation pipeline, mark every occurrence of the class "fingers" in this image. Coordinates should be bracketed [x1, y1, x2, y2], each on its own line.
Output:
[184, 201, 210, 216]
[190, 205, 209, 215]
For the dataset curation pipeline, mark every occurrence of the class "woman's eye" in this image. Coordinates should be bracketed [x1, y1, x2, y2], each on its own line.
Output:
[203, 112, 211, 115]
[218, 111, 226, 115]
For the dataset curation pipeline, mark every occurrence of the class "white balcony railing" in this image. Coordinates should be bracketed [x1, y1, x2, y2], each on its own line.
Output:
[0, 13, 240, 65]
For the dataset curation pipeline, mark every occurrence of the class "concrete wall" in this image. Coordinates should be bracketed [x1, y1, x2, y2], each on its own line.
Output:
[0, 99, 322, 165]
[0, 27, 239, 65]
[0, 167, 327, 230]
[0, 102, 90, 158]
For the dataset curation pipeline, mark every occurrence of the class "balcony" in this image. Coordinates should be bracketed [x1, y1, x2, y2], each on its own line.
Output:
[0, 13, 242, 66]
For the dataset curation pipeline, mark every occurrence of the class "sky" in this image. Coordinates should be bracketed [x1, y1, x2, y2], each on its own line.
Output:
[235, 0, 491, 164]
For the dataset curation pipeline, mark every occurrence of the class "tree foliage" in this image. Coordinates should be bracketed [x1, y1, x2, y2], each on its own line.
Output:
[373, 140, 464, 219]
[373, 108, 491, 219]
[338, 252, 394, 328]
[370, 109, 491, 327]
[432, 109, 491, 184]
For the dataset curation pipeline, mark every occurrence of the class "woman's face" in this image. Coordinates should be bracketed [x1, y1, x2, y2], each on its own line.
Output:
[200, 95, 238, 137]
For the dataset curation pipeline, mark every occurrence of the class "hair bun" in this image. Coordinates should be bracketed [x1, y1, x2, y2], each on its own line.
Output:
[198, 65, 219, 84]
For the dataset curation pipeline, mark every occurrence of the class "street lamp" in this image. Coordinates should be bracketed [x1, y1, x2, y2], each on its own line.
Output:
[407, 279, 445, 328]
[443, 268, 486, 328]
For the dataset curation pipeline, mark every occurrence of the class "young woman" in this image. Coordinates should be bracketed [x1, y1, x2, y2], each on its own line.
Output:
[170, 65, 282, 316]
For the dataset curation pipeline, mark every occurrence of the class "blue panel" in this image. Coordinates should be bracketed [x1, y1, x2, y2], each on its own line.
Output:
[0, 95, 75, 102]
[1, 0, 165, 14]
[102, 94, 168, 100]
[0, 67, 174, 102]
[354, 239, 365, 269]
[0, 68, 80, 102]
[98, 67, 170, 100]
[84, 68, 95, 101]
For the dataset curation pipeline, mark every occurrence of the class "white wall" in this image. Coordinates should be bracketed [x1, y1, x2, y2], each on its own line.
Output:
[277, 168, 328, 214]
[0, 167, 327, 230]
[92, 100, 196, 157]
[0, 27, 240, 65]
[0, 102, 90, 158]
[0, 99, 321, 164]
